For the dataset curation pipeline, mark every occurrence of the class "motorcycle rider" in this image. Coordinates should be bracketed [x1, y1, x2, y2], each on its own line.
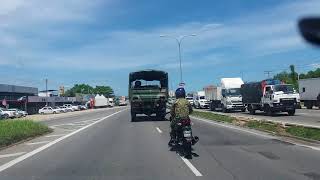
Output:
[169, 87, 193, 145]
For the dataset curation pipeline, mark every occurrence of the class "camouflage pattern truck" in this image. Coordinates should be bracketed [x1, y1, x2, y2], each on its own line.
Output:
[129, 70, 168, 121]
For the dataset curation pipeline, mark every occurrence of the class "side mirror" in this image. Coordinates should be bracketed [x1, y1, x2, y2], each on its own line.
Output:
[299, 17, 320, 46]
[269, 90, 274, 94]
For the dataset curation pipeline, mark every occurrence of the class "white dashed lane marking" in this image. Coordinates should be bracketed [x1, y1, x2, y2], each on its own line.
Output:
[180, 156, 203, 176]
[156, 127, 163, 133]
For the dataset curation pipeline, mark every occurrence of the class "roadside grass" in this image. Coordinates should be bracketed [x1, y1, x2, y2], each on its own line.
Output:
[286, 126, 320, 141]
[191, 110, 236, 123]
[191, 110, 320, 142]
[246, 121, 278, 133]
[0, 120, 52, 148]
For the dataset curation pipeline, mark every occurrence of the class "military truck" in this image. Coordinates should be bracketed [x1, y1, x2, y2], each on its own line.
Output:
[129, 70, 169, 121]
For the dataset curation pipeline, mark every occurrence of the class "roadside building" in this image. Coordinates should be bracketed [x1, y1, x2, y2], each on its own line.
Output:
[0, 84, 77, 114]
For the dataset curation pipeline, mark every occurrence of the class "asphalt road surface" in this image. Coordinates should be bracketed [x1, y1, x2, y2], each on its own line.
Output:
[1, 107, 320, 180]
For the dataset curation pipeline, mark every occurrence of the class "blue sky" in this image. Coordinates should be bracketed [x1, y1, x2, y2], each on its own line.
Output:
[0, 0, 320, 95]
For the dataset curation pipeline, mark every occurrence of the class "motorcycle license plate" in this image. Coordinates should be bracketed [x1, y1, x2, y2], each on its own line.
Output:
[183, 131, 192, 138]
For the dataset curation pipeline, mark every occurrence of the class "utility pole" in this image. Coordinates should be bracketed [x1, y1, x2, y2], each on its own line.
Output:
[264, 71, 273, 78]
[45, 78, 48, 106]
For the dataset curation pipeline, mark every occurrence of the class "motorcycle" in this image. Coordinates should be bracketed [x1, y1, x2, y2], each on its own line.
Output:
[169, 118, 199, 158]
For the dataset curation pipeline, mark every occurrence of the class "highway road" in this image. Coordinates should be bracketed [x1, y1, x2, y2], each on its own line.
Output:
[1, 107, 320, 179]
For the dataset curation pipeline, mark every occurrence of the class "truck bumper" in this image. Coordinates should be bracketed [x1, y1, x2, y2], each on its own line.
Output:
[199, 104, 210, 108]
[272, 103, 295, 111]
[131, 101, 167, 115]
[226, 105, 245, 110]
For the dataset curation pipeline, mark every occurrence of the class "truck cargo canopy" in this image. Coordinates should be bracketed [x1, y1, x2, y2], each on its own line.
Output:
[221, 78, 244, 89]
[129, 70, 168, 87]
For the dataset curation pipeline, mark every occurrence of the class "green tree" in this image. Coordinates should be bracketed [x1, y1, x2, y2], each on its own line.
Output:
[289, 65, 298, 89]
[64, 84, 94, 97]
[94, 86, 114, 97]
[274, 71, 290, 83]
[299, 68, 320, 79]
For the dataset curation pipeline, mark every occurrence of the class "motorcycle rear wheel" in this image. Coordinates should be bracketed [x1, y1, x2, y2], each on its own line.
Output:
[184, 142, 192, 159]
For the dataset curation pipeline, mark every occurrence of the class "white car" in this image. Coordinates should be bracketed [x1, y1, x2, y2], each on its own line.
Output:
[0, 108, 16, 119]
[79, 105, 87, 110]
[53, 106, 65, 113]
[38, 107, 60, 114]
[59, 106, 69, 113]
[186, 97, 194, 106]
[7, 109, 23, 118]
[63, 104, 74, 112]
[19, 110, 28, 117]
[72, 105, 80, 111]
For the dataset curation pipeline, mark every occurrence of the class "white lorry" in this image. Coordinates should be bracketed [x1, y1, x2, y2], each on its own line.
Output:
[205, 78, 246, 113]
[108, 98, 114, 107]
[193, 91, 210, 109]
[299, 78, 320, 109]
[241, 79, 298, 116]
[204, 85, 222, 111]
[94, 94, 109, 108]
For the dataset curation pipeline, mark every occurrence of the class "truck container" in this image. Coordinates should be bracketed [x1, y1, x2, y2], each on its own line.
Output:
[241, 79, 298, 116]
[94, 94, 109, 108]
[204, 85, 222, 111]
[299, 78, 320, 109]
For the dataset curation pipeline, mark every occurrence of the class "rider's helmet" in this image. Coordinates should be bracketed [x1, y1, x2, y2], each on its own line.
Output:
[175, 87, 186, 98]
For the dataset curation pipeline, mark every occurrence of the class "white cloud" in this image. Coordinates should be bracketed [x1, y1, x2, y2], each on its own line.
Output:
[310, 63, 320, 69]
[0, 0, 320, 73]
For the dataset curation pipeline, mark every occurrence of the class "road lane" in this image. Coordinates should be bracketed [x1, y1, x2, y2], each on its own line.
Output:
[41, 107, 126, 127]
[1, 108, 320, 179]
[156, 116, 320, 180]
[0, 109, 197, 180]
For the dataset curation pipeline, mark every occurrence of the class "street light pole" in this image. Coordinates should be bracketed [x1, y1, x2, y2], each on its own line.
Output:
[177, 41, 183, 83]
[45, 78, 48, 106]
[160, 34, 196, 84]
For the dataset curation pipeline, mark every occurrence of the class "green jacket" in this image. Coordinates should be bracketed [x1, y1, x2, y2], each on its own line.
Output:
[170, 98, 193, 120]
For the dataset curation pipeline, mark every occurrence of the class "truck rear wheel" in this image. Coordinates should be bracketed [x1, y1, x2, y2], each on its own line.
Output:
[288, 109, 295, 116]
[156, 111, 166, 121]
[222, 105, 229, 113]
[248, 105, 255, 115]
[131, 113, 136, 122]
[265, 105, 274, 116]
[306, 103, 313, 109]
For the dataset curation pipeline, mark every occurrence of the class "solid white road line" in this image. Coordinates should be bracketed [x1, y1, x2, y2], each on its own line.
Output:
[25, 141, 51, 146]
[0, 109, 127, 173]
[156, 127, 162, 133]
[180, 156, 203, 176]
[50, 118, 101, 127]
[44, 134, 67, 138]
[0, 152, 26, 159]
